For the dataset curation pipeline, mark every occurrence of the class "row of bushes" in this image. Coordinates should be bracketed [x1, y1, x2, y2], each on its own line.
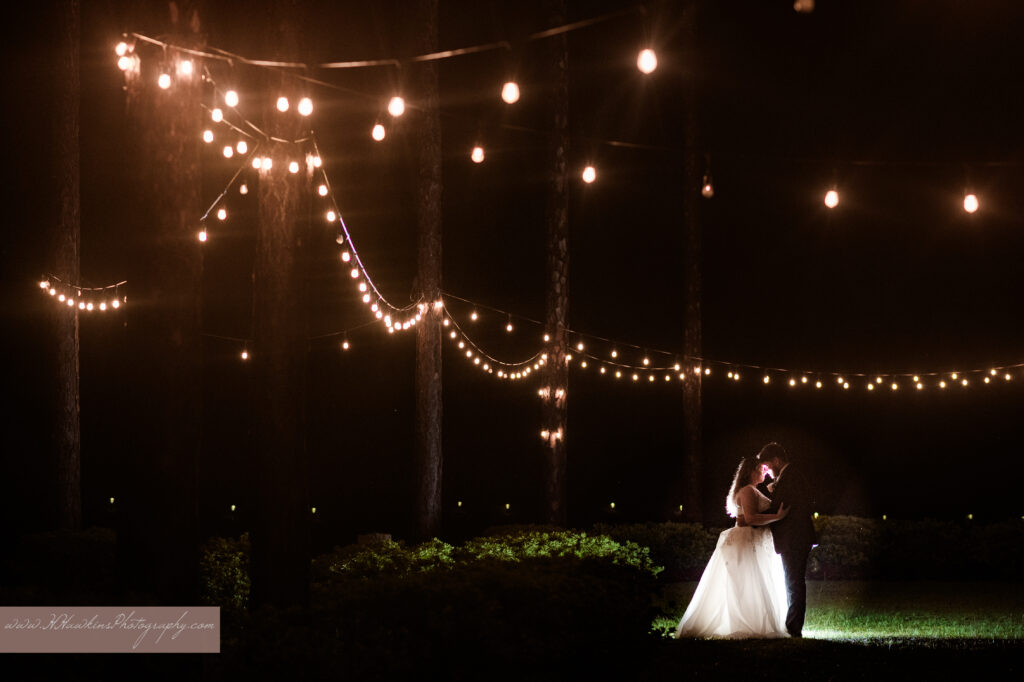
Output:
[597, 515, 1024, 581]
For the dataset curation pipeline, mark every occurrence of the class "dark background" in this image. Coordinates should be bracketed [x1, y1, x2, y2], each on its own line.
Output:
[2, 0, 1023, 549]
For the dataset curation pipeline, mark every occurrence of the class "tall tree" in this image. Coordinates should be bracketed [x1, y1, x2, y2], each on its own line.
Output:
[121, 0, 205, 601]
[50, 0, 82, 532]
[249, 0, 312, 608]
[539, 0, 570, 526]
[680, 0, 703, 522]
[411, 0, 444, 543]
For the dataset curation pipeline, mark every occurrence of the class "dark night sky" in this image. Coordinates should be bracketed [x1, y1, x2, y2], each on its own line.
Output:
[2, 1, 1023, 544]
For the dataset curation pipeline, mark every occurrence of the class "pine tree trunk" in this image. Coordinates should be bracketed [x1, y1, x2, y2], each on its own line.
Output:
[250, 0, 311, 608]
[51, 0, 82, 532]
[121, 1, 204, 602]
[540, 0, 570, 527]
[680, 0, 703, 523]
[412, 0, 444, 543]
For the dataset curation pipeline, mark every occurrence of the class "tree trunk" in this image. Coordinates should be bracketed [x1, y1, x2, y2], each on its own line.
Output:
[680, 0, 703, 523]
[250, 0, 311, 608]
[50, 0, 81, 532]
[540, 0, 570, 527]
[121, 1, 204, 602]
[412, 0, 444, 543]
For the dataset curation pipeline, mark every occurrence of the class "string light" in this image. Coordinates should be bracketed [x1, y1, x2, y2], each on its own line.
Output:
[202, 129, 214, 143]
[387, 96, 405, 117]
[217, 208, 227, 220]
[501, 81, 520, 104]
[824, 189, 839, 208]
[327, 210, 337, 222]
[211, 107, 224, 123]
[372, 123, 386, 141]
[236, 140, 248, 154]
[222, 145, 234, 158]
[582, 166, 597, 183]
[115, 41, 128, 56]
[158, 72, 171, 89]
[963, 193, 979, 213]
[198, 229, 207, 242]
[471, 146, 485, 163]
[178, 59, 193, 77]
[224, 90, 239, 107]
[276, 96, 289, 112]
[288, 161, 299, 173]
[636, 48, 657, 74]
[297, 97, 313, 116]
[318, 184, 329, 197]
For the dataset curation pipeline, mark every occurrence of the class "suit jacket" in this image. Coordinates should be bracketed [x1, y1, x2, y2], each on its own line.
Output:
[761, 464, 816, 555]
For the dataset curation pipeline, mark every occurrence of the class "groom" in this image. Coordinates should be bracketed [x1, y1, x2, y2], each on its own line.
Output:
[756, 442, 816, 638]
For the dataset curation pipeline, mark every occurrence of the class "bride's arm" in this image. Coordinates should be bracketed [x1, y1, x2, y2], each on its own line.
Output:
[737, 487, 788, 526]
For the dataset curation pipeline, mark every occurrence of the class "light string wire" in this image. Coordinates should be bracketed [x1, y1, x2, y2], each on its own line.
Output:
[38, 274, 128, 311]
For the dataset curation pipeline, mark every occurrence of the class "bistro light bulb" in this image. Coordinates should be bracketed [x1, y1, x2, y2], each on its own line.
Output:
[211, 108, 224, 122]
[312, 155, 322, 168]
[506, 322, 514, 332]
[240, 350, 249, 360]
[701, 180, 714, 198]
[372, 124, 386, 141]
[388, 96, 405, 117]
[582, 166, 597, 183]
[327, 210, 337, 222]
[318, 184, 329, 197]
[222, 145, 234, 158]
[263, 157, 273, 170]
[236, 140, 248, 154]
[637, 48, 658, 74]
[276, 96, 289, 112]
[117, 55, 134, 71]
[298, 97, 313, 116]
[224, 90, 239, 107]
[115, 41, 128, 56]
[824, 189, 839, 208]
[340, 251, 351, 262]
[288, 161, 299, 173]
[179, 59, 193, 77]
[198, 229, 207, 242]
[964, 193, 979, 213]
[202, 129, 214, 143]
[217, 208, 227, 220]
[158, 73, 172, 89]
[350, 268, 360, 279]
[471, 146, 485, 163]
[252, 157, 262, 169]
[501, 81, 520, 104]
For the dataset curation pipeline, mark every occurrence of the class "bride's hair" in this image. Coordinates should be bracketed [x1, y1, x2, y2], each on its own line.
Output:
[725, 456, 760, 518]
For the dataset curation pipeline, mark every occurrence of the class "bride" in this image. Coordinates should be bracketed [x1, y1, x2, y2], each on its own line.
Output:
[675, 456, 791, 638]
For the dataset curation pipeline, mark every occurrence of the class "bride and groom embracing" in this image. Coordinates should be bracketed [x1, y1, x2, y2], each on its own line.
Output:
[675, 442, 817, 639]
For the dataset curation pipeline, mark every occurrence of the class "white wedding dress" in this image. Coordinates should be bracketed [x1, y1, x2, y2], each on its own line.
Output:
[674, 485, 789, 638]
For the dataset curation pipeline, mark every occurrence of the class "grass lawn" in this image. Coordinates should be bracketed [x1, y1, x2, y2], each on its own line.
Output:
[645, 581, 1024, 680]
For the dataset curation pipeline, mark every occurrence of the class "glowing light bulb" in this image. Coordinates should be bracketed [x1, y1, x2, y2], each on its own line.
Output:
[224, 90, 239, 107]
[198, 229, 207, 242]
[789, 378, 797, 387]
[158, 73, 171, 89]
[112, 299, 120, 309]
[318, 184, 329, 197]
[217, 208, 227, 220]
[179, 60, 193, 77]
[66, 298, 74, 307]
[240, 350, 249, 360]
[643, 357, 650, 366]
[963, 193, 979, 213]
[506, 322, 513, 332]
[815, 380, 822, 388]
[637, 48, 658, 74]
[252, 157, 262, 169]
[312, 156, 322, 168]
[211, 108, 223, 123]
[86, 303, 94, 311]
[236, 140, 248, 154]
[388, 96, 405, 117]
[262, 157, 272, 170]
[471, 311, 478, 320]
[222, 145, 234, 158]
[202, 129, 214, 143]
[276, 96, 289, 112]
[701, 181, 714, 198]
[763, 375, 770, 384]
[117, 55, 133, 71]
[891, 382, 898, 390]
[582, 166, 597, 183]
[940, 381, 947, 388]
[350, 268, 360, 279]
[39, 280, 48, 289]
[471, 146, 485, 163]
[867, 383, 875, 391]
[501, 81, 520, 104]
[576, 342, 584, 351]
[49, 289, 56, 296]
[824, 189, 839, 208]
[611, 350, 618, 358]
[297, 97, 313, 116]
[288, 161, 299, 173]
[962, 379, 969, 386]
[358, 282, 368, 292]
[99, 302, 107, 311]
[951, 373, 958, 380]
[327, 210, 337, 222]
[1006, 373, 1012, 381]
[115, 41, 128, 56]
[372, 124, 386, 141]
[917, 382, 924, 390]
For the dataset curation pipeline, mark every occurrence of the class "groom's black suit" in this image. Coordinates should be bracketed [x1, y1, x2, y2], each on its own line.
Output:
[758, 464, 816, 637]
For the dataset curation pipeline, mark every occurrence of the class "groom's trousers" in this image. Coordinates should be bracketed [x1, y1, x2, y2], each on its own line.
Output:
[780, 546, 811, 637]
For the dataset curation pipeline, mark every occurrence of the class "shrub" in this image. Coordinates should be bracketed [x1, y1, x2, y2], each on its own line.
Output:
[199, 532, 251, 611]
[593, 522, 717, 581]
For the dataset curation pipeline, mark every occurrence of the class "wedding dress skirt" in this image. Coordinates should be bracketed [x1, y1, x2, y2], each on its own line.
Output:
[675, 525, 789, 638]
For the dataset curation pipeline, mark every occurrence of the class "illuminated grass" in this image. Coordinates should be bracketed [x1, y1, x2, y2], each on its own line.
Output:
[658, 581, 1024, 642]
